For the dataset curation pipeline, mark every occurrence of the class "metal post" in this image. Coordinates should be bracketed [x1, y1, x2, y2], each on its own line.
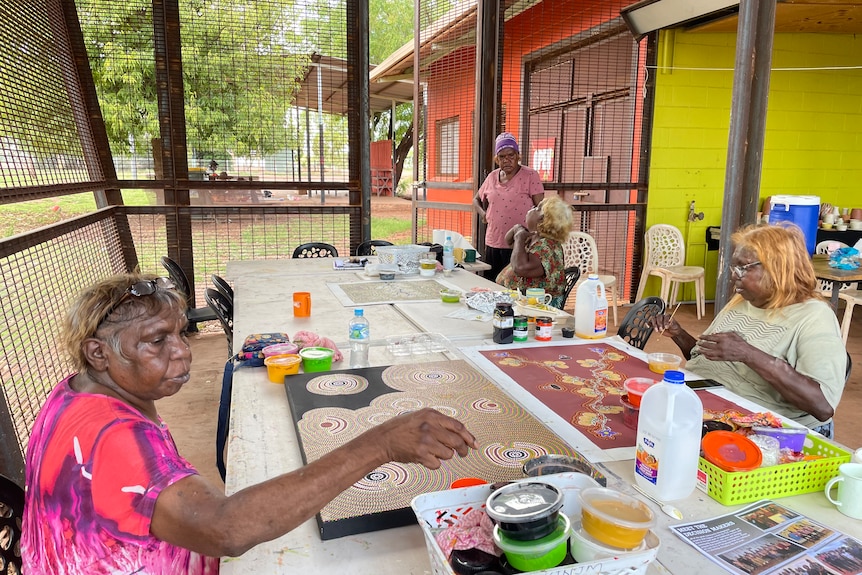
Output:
[472, 0, 501, 254]
[317, 67, 326, 204]
[715, 0, 776, 311]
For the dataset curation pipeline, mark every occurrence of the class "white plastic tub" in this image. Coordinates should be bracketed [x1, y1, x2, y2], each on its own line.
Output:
[411, 472, 660, 575]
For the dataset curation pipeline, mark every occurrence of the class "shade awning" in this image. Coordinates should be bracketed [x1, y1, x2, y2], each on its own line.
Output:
[292, 54, 414, 115]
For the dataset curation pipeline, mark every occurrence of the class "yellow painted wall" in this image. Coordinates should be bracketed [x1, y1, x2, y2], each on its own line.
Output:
[645, 30, 862, 301]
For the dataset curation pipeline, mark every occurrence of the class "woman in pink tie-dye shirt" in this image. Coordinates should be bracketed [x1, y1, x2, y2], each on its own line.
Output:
[23, 273, 478, 574]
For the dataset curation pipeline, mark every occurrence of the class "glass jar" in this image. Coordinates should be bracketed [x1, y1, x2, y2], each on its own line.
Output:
[493, 302, 514, 344]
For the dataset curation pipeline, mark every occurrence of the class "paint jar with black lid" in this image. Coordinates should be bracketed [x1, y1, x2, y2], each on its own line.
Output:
[493, 302, 514, 344]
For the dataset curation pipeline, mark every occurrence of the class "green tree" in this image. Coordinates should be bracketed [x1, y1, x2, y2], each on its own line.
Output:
[77, 0, 306, 162]
[369, 0, 413, 189]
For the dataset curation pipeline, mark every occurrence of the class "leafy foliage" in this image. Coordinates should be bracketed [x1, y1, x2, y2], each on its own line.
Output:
[76, 0, 416, 177]
[78, 0, 309, 160]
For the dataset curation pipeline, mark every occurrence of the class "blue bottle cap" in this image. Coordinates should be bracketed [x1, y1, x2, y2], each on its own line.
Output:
[663, 370, 685, 384]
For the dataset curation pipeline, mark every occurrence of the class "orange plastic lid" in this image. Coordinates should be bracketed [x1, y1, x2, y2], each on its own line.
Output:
[451, 477, 488, 489]
[702, 430, 763, 472]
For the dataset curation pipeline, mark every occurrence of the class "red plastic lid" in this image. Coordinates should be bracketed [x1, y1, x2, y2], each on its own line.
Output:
[451, 477, 488, 489]
[702, 430, 763, 472]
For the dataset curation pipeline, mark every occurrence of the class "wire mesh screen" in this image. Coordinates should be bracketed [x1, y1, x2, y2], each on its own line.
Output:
[77, 0, 350, 182]
[0, 0, 94, 190]
[414, 0, 649, 298]
[0, 214, 128, 457]
[124, 205, 358, 300]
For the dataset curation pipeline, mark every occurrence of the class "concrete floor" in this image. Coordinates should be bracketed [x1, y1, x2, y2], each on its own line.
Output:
[162, 302, 862, 491]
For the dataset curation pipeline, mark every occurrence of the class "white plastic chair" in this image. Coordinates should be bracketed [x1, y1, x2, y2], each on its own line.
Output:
[635, 224, 705, 320]
[562, 231, 619, 325]
[838, 290, 862, 344]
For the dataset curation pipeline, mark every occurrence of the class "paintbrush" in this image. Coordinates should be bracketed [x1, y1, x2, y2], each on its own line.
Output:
[660, 302, 682, 335]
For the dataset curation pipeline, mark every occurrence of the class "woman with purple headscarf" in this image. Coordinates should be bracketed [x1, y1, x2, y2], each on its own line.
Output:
[472, 132, 546, 281]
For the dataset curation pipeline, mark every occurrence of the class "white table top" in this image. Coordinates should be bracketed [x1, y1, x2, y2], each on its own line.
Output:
[221, 259, 862, 574]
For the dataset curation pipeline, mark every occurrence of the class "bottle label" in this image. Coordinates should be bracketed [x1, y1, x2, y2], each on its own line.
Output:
[594, 309, 607, 334]
[635, 440, 659, 485]
[493, 317, 513, 328]
[350, 325, 369, 340]
[536, 323, 552, 341]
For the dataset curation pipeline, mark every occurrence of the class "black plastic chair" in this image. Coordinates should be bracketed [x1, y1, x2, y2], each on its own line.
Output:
[0, 474, 23, 574]
[617, 296, 667, 350]
[355, 239, 393, 256]
[216, 358, 234, 481]
[291, 242, 338, 258]
[211, 273, 234, 307]
[205, 288, 233, 358]
[160, 256, 218, 330]
[560, 266, 581, 308]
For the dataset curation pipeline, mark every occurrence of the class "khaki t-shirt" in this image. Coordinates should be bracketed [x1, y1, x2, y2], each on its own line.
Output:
[686, 298, 845, 428]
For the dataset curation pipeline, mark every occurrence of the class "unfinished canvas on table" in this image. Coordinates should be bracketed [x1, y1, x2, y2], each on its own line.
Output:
[284, 360, 581, 539]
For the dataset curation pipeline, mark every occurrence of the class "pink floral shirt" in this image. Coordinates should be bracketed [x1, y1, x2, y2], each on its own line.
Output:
[477, 165, 545, 248]
[22, 375, 220, 574]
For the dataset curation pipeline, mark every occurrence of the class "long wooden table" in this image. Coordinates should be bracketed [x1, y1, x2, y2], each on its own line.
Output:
[221, 259, 862, 574]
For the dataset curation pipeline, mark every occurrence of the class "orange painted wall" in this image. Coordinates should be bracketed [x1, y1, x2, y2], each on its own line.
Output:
[424, 0, 634, 188]
[423, 1, 635, 240]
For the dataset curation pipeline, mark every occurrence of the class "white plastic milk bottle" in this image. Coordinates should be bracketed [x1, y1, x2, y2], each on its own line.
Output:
[575, 274, 608, 339]
[634, 370, 703, 501]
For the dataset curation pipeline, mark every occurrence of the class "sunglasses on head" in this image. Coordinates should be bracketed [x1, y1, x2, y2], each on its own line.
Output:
[99, 277, 176, 325]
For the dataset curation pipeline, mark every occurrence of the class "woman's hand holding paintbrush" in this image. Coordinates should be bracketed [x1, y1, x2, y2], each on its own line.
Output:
[649, 302, 698, 360]
[650, 302, 682, 337]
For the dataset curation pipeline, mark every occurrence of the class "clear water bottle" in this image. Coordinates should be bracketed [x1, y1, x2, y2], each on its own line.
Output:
[348, 308, 370, 368]
[443, 235, 455, 270]
[634, 370, 704, 501]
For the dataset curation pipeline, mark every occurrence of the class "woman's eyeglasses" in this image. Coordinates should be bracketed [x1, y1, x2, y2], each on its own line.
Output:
[730, 261, 761, 278]
[99, 277, 176, 325]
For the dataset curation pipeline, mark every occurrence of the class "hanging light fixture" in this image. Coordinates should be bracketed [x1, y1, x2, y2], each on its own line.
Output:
[621, 0, 741, 40]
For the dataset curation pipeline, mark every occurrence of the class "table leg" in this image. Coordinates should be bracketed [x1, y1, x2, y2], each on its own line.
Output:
[831, 284, 840, 311]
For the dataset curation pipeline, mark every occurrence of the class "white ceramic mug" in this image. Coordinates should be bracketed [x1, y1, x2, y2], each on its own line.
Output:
[525, 288, 552, 306]
[823, 214, 835, 224]
[824, 463, 862, 519]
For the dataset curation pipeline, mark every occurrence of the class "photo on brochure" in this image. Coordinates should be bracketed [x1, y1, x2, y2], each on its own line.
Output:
[671, 500, 862, 575]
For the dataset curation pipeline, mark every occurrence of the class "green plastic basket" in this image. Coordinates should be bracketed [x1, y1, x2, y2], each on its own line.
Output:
[697, 433, 851, 505]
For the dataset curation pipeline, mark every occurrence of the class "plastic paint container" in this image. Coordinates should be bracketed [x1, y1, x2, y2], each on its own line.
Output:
[647, 352, 682, 374]
[701, 430, 763, 472]
[298, 347, 335, 373]
[492, 514, 571, 572]
[485, 481, 563, 541]
[535, 317, 553, 341]
[440, 288, 461, 303]
[513, 316, 528, 342]
[570, 520, 647, 563]
[578, 487, 655, 549]
[751, 426, 808, 452]
[264, 354, 301, 383]
[262, 342, 299, 358]
[623, 377, 658, 408]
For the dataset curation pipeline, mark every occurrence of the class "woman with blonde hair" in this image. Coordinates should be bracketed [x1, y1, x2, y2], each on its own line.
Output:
[496, 195, 572, 308]
[652, 224, 846, 436]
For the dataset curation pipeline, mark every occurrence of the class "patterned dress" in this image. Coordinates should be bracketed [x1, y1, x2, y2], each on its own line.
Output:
[22, 376, 220, 575]
[496, 236, 566, 308]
